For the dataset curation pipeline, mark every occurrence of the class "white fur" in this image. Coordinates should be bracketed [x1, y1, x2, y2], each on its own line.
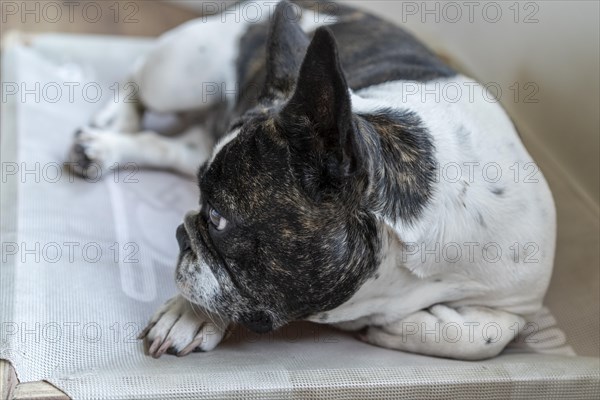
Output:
[133, 17, 247, 113]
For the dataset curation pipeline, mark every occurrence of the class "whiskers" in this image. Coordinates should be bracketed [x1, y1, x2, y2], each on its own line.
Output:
[189, 300, 227, 330]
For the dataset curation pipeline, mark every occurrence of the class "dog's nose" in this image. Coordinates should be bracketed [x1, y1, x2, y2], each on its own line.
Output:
[176, 224, 191, 253]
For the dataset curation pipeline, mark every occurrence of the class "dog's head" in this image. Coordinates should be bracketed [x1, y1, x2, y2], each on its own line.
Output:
[175, 2, 382, 333]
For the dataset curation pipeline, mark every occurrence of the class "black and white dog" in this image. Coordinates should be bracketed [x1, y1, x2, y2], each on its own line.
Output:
[69, 0, 556, 360]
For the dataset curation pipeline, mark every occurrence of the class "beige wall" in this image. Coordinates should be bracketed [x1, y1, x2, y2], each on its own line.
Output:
[341, 0, 599, 206]
[0, 0, 200, 36]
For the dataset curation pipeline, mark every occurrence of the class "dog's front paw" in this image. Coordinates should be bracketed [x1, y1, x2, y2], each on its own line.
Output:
[67, 127, 127, 177]
[139, 295, 229, 358]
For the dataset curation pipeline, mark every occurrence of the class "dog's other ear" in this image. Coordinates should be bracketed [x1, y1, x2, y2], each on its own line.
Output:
[282, 27, 363, 192]
[262, 0, 310, 99]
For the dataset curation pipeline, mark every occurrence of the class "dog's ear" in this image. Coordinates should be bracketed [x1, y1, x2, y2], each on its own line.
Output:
[262, 0, 310, 99]
[281, 27, 364, 194]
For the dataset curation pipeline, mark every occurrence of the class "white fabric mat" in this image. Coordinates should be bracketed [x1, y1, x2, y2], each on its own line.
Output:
[1, 33, 598, 399]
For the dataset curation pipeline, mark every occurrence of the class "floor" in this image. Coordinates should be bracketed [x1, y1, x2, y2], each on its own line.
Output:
[1, 2, 201, 398]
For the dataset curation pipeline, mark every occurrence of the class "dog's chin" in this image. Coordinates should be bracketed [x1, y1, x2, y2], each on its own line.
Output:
[175, 253, 223, 315]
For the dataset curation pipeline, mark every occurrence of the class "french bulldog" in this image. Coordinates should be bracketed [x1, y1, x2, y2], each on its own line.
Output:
[69, 0, 556, 360]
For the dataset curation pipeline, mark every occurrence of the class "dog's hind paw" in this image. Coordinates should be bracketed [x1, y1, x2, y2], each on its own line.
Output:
[67, 127, 127, 178]
[139, 295, 229, 358]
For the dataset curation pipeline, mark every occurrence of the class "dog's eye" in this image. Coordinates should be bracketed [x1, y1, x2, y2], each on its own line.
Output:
[208, 206, 228, 231]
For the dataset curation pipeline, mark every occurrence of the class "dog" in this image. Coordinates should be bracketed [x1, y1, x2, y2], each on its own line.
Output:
[68, 0, 556, 360]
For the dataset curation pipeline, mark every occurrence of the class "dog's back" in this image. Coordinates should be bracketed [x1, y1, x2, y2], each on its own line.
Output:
[234, 1, 455, 123]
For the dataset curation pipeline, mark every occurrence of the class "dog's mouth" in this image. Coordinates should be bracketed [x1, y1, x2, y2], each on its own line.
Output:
[173, 224, 193, 297]
[173, 212, 225, 311]
[182, 211, 244, 286]
[175, 211, 248, 315]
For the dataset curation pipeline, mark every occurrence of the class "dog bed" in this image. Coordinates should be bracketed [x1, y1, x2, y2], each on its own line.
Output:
[1, 32, 598, 400]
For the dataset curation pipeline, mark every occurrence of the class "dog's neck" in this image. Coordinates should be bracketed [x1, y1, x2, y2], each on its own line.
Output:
[356, 109, 437, 225]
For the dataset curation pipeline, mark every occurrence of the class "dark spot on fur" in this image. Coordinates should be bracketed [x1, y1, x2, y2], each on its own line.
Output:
[456, 125, 471, 145]
[458, 180, 469, 209]
[491, 187, 504, 196]
[476, 211, 487, 228]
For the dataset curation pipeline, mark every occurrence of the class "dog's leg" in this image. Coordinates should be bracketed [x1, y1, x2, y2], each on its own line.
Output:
[139, 295, 229, 358]
[90, 80, 143, 132]
[69, 9, 250, 175]
[360, 305, 524, 360]
[70, 125, 214, 178]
